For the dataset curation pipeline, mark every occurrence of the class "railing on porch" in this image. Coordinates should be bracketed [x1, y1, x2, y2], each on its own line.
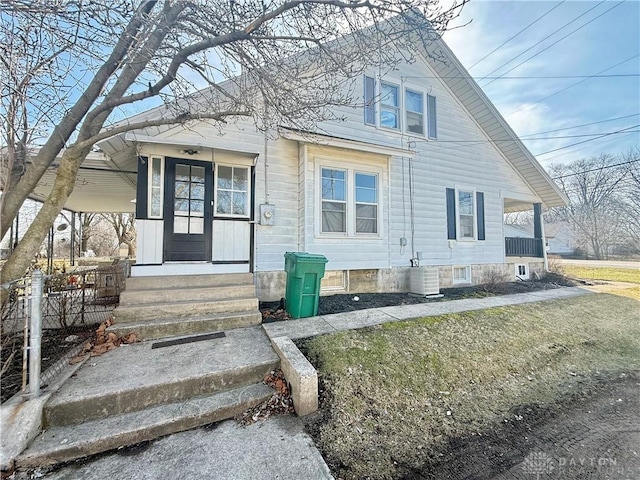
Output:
[505, 237, 544, 258]
[0, 261, 128, 403]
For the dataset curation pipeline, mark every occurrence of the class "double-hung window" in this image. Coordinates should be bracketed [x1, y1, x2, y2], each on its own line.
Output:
[458, 190, 475, 239]
[446, 188, 485, 241]
[355, 173, 378, 234]
[380, 82, 400, 130]
[320, 166, 380, 236]
[321, 168, 347, 233]
[405, 89, 424, 135]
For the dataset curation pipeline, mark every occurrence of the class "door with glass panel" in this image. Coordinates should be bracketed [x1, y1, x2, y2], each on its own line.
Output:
[163, 158, 213, 261]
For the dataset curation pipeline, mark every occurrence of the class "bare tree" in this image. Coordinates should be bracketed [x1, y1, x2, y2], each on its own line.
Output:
[101, 213, 136, 257]
[0, 0, 466, 284]
[549, 153, 630, 260]
[620, 148, 640, 252]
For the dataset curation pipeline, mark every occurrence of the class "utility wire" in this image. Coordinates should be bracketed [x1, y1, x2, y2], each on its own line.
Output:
[403, 73, 639, 80]
[504, 54, 640, 118]
[482, 1, 625, 88]
[551, 158, 640, 179]
[521, 113, 640, 137]
[467, 1, 566, 71]
[536, 124, 640, 157]
[477, 1, 606, 84]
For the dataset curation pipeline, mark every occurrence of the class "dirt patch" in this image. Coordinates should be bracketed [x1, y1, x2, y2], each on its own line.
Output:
[260, 274, 576, 321]
[410, 371, 640, 480]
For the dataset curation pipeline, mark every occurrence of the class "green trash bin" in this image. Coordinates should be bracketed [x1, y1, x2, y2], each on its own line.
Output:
[284, 252, 328, 319]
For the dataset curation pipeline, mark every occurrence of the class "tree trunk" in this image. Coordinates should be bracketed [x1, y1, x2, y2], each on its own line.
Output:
[0, 147, 88, 284]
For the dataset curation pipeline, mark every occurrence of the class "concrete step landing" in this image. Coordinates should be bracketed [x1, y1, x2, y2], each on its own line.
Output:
[107, 311, 262, 341]
[44, 327, 279, 427]
[18, 383, 273, 468]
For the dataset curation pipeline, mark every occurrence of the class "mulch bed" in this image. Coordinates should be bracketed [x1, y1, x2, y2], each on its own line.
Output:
[260, 273, 577, 322]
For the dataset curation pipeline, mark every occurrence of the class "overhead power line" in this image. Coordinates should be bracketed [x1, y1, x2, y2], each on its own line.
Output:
[521, 113, 640, 137]
[482, 1, 626, 88]
[505, 53, 640, 118]
[535, 124, 640, 157]
[467, 1, 567, 70]
[477, 1, 607, 84]
[404, 73, 639, 80]
[551, 158, 640, 179]
[411, 129, 639, 145]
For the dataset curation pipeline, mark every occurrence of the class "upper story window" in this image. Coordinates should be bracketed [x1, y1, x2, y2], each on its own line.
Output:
[364, 75, 436, 137]
[405, 89, 424, 135]
[380, 82, 400, 130]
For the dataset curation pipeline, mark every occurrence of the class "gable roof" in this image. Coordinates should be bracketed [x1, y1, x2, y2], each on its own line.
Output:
[421, 36, 568, 208]
[98, 14, 567, 209]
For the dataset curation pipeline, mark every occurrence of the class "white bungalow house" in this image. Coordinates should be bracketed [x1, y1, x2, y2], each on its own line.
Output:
[31, 28, 567, 303]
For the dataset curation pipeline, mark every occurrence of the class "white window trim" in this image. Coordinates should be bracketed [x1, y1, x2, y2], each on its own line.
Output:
[515, 263, 529, 280]
[214, 163, 251, 219]
[316, 159, 383, 239]
[455, 187, 477, 242]
[452, 265, 471, 285]
[363, 75, 432, 138]
[147, 156, 164, 219]
[379, 80, 401, 131]
[405, 88, 425, 136]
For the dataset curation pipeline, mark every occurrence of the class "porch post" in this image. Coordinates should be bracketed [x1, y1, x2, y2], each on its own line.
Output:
[533, 203, 548, 271]
[70, 211, 76, 266]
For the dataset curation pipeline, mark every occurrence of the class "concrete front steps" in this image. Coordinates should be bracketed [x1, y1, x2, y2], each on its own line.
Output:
[109, 273, 261, 340]
[17, 327, 280, 468]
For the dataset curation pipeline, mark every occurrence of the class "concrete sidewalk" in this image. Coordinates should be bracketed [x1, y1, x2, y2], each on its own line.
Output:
[17, 286, 592, 480]
[263, 286, 592, 340]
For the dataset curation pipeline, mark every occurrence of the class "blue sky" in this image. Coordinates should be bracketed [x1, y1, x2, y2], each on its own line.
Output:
[443, 0, 640, 167]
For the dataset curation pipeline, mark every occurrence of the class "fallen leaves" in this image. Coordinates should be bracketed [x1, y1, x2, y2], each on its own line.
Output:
[69, 319, 139, 364]
[236, 369, 294, 425]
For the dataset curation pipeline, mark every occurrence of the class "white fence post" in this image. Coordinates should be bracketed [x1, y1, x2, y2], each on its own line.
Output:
[29, 269, 44, 397]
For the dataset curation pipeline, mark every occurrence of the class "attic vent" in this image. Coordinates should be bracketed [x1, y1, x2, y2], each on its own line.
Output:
[409, 266, 441, 297]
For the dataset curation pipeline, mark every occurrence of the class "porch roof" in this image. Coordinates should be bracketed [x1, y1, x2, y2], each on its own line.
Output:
[30, 150, 136, 213]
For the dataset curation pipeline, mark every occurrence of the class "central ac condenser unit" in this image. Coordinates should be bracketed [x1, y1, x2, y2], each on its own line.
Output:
[409, 266, 441, 296]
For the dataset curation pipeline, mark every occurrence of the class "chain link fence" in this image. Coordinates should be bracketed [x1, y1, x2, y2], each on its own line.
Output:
[1, 262, 127, 403]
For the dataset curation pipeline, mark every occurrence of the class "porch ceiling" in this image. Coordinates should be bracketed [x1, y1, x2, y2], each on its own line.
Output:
[30, 150, 136, 213]
[504, 198, 537, 213]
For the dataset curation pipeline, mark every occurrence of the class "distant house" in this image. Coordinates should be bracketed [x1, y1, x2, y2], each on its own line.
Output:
[31, 21, 567, 300]
[504, 224, 575, 256]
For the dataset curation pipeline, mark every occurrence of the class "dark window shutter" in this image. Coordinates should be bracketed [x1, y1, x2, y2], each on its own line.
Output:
[135, 156, 148, 219]
[446, 188, 456, 240]
[427, 94, 437, 139]
[364, 75, 376, 125]
[476, 191, 485, 241]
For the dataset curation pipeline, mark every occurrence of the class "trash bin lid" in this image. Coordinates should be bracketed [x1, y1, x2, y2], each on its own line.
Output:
[284, 251, 328, 263]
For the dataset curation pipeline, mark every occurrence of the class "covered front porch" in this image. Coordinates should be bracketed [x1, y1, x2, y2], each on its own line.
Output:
[503, 198, 547, 260]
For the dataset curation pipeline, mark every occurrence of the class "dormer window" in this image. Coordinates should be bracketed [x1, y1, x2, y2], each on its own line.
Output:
[380, 82, 400, 130]
[364, 75, 436, 137]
